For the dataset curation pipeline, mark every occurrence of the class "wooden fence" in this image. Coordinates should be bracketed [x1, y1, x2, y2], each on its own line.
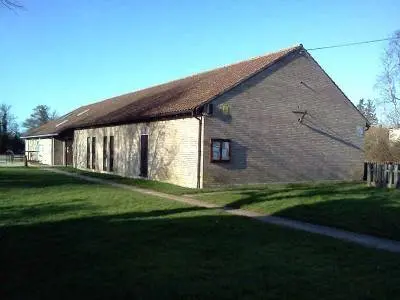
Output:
[0, 154, 26, 166]
[365, 162, 400, 188]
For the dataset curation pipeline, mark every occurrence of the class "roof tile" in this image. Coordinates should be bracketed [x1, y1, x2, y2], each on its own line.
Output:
[24, 45, 302, 137]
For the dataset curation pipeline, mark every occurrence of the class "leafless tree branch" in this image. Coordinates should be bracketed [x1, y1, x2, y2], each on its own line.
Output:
[1, 0, 23, 11]
[376, 30, 400, 125]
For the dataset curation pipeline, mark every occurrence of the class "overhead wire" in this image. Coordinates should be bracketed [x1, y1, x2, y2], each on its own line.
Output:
[306, 37, 399, 51]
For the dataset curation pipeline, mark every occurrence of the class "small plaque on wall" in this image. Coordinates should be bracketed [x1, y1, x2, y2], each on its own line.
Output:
[356, 126, 365, 137]
[218, 103, 231, 116]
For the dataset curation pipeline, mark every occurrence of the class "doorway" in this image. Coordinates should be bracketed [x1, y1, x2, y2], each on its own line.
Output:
[65, 139, 73, 166]
[140, 134, 148, 177]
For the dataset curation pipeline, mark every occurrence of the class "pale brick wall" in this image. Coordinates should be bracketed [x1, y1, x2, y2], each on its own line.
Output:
[202, 51, 366, 186]
[25, 138, 53, 165]
[74, 117, 200, 188]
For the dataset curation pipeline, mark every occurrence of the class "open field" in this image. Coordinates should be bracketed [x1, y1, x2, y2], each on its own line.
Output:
[2, 168, 400, 299]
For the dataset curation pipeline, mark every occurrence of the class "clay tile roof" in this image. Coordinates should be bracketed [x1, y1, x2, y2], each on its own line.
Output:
[23, 44, 302, 138]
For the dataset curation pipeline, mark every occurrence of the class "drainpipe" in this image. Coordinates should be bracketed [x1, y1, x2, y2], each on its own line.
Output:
[51, 138, 55, 166]
[63, 140, 66, 166]
[194, 113, 203, 189]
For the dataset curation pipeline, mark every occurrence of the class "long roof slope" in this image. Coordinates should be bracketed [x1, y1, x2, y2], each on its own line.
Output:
[23, 44, 302, 138]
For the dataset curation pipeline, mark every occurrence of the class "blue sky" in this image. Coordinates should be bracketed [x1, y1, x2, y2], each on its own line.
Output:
[1, 0, 399, 127]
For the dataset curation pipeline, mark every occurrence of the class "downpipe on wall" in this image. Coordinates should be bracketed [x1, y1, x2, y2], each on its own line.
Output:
[194, 114, 203, 189]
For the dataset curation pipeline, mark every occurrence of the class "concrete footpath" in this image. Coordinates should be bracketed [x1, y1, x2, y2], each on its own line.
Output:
[45, 168, 400, 253]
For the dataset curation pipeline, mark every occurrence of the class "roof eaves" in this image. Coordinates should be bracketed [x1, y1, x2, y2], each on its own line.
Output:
[21, 133, 59, 139]
[72, 109, 194, 130]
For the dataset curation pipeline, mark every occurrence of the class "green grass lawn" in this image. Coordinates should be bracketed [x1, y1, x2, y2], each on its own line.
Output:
[55, 166, 278, 195]
[55, 167, 400, 241]
[193, 181, 400, 241]
[2, 168, 400, 299]
[55, 166, 197, 195]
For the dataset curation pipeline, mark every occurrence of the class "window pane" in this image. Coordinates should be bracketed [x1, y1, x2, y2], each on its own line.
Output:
[212, 141, 221, 160]
[221, 141, 230, 160]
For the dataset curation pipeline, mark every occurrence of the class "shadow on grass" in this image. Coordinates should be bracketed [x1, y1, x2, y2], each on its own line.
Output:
[0, 168, 94, 189]
[2, 168, 400, 298]
[220, 182, 400, 240]
[2, 207, 400, 300]
[223, 182, 360, 209]
[272, 192, 400, 241]
[0, 200, 97, 225]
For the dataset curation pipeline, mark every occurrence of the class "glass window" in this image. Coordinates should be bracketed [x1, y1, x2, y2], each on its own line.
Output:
[212, 142, 221, 160]
[211, 139, 231, 162]
[221, 141, 230, 160]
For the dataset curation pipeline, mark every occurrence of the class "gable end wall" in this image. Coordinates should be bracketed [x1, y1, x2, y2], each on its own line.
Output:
[203, 52, 366, 186]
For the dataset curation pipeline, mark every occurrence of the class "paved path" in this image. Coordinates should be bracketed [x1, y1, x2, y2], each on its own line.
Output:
[45, 168, 400, 253]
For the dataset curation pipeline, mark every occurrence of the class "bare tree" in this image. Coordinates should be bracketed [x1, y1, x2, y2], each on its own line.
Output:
[365, 127, 391, 162]
[376, 30, 400, 126]
[0, 0, 23, 10]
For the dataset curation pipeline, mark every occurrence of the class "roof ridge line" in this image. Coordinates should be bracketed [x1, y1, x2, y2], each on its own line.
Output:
[154, 44, 303, 83]
[211, 44, 303, 70]
[82, 44, 303, 107]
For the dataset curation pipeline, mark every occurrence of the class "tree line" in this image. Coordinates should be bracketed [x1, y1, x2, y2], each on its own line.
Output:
[0, 105, 57, 154]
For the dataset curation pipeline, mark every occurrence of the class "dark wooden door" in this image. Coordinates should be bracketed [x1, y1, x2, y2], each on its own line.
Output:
[65, 139, 73, 166]
[140, 135, 148, 177]
[109, 136, 114, 172]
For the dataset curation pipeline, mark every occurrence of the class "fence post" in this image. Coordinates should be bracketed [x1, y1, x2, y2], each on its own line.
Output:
[378, 164, 384, 187]
[382, 164, 386, 187]
[387, 163, 393, 188]
[372, 163, 377, 187]
[366, 162, 400, 189]
[24, 155, 28, 167]
[384, 163, 388, 188]
[367, 163, 372, 186]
